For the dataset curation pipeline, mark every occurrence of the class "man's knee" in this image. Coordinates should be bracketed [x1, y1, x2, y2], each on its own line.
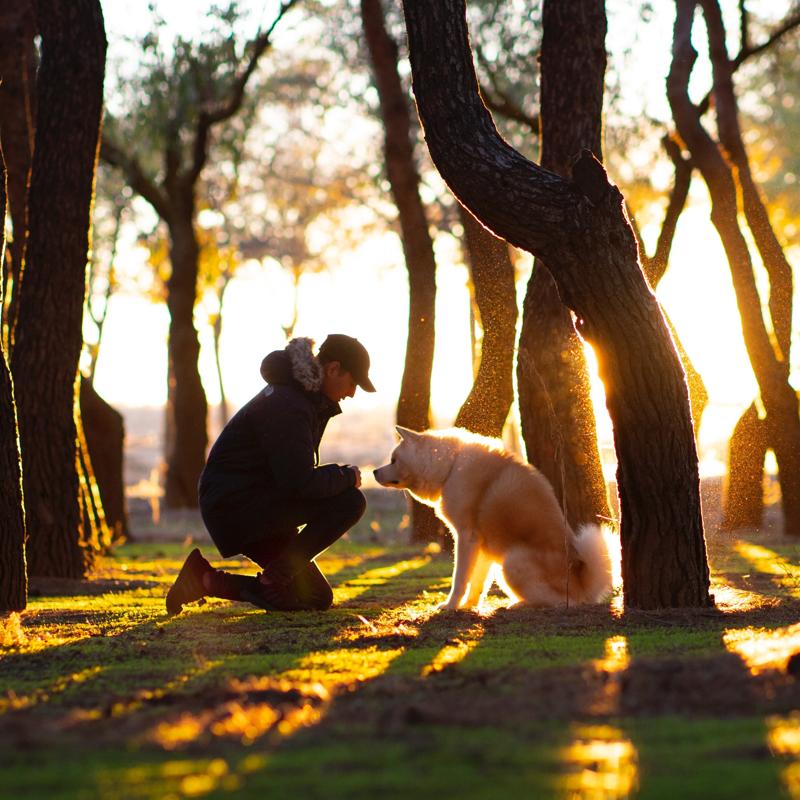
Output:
[338, 486, 366, 526]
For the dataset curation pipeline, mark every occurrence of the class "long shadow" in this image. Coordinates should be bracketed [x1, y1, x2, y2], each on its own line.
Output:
[0, 546, 441, 759]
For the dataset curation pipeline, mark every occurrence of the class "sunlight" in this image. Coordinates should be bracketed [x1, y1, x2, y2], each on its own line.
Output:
[332, 555, 431, 605]
[150, 678, 330, 750]
[560, 724, 639, 799]
[767, 714, 800, 799]
[0, 666, 104, 714]
[723, 623, 800, 675]
[421, 622, 485, 677]
[595, 636, 630, 674]
[733, 542, 800, 598]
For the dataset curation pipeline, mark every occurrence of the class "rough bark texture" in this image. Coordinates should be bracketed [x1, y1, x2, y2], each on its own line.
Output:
[454, 207, 517, 438]
[361, 0, 443, 544]
[669, 0, 800, 537]
[401, 0, 711, 608]
[80, 377, 128, 542]
[0, 0, 36, 352]
[721, 402, 767, 531]
[516, 0, 611, 530]
[0, 147, 28, 612]
[163, 213, 208, 508]
[10, 0, 106, 577]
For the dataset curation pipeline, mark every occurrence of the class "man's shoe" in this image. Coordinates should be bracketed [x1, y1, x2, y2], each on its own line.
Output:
[166, 548, 211, 616]
[240, 569, 294, 611]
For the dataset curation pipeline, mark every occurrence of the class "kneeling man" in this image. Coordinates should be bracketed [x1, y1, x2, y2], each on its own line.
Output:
[166, 334, 374, 614]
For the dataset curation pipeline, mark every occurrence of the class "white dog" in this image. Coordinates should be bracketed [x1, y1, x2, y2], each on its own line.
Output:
[374, 427, 614, 610]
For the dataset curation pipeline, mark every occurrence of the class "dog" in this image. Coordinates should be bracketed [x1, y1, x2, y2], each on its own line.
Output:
[374, 426, 614, 610]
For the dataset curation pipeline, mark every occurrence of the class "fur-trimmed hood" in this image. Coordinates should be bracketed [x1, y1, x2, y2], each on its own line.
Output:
[260, 337, 324, 392]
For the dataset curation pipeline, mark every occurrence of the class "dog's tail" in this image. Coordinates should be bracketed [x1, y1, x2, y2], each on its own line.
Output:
[573, 523, 619, 603]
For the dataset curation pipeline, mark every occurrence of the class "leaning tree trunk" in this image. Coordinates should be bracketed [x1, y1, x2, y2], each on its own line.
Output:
[361, 0, 442, 544]
[80, 377, 128, 542]
[0, 146, 28, 613]
[163, 211, 208, 509]
[669, 0, 800, 538]
[454, 207, 517, 438]
[0, 0, 36, 352]
[698, 0, 797, 532]
[516, 0, 611, 531]
[10, 0, 106, 578]
[401, 0, 712, 608]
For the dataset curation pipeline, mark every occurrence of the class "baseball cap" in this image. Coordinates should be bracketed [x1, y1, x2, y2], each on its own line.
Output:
[317, 334, 376, 393]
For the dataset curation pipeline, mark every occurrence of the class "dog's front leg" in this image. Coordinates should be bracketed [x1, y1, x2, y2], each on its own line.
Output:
[437, 530, 479, 611]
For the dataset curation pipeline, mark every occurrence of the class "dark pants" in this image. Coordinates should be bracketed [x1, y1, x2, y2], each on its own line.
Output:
[203, 487, 366, 610]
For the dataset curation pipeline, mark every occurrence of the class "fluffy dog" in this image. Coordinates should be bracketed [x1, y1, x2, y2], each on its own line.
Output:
[374, 427, 614, 610]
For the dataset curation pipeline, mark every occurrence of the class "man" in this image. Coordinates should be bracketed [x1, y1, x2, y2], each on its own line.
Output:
[165, 334, 374, 615]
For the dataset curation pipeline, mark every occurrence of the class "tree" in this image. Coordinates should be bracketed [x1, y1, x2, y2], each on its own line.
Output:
[361, 0, 444, 543]
[515, 0, 611, 531]
[101, 1, 298, 508]
[0, 145, 27, 613]
[10, 0, 107, 577]
[0, 0, 36, 353]
[401, 0, 712, 608]
[454, 207, 517, 438]
[668, 0, 800, 538]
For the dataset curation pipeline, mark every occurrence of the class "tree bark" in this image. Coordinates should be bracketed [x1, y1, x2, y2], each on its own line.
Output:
[516, 0, 611, 530]
[80, 377, 128, 542]
[669, 0, 800, 537]
[163, 211, 208, 508]
[0, 0, 36, 353]
[361, 0, 442, 544]
[454, 207, 517, 438]
[401, 0, 712, 608]
[0, 146, 28, 612]
[721, 402, 767, 531]
[10, 0, 106, 577]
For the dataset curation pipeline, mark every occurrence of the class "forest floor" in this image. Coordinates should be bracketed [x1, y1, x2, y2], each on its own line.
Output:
[1, 501, 800, 799]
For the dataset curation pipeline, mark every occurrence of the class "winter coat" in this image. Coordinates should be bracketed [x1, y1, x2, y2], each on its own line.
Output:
[198, 338, 357, 556]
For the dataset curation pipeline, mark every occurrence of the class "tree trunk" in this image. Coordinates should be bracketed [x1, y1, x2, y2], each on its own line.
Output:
[163, 211, 208, 508]
[454, 207, 517, 438]
[721, 402, 767, 531]
[80, 377, 128, 542]
[0, 146, 28, 613]
[699, 0, 797, 532]
[515, 0, 611, 531]
[0, 0, 36, 354]
[669, 0, 800, 537]
[401, 0, 712, 608]
[361, 0, 442, 544]
[10, 0, 106, 578]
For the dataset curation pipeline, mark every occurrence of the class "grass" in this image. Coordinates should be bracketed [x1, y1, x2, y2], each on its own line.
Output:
[1, 523, 799, 799]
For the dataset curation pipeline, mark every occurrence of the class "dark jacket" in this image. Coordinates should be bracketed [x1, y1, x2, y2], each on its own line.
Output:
[198, 338, 356, 555]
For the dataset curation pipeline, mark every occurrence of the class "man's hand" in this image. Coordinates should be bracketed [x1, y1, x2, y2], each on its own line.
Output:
[348, 466, 362, 488]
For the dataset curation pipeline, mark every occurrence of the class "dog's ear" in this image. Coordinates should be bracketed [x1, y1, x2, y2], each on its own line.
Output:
[395, 425, 422, 442]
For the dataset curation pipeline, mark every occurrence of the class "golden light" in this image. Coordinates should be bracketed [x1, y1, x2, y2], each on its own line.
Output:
[595, 635, 630, 674]
[723, 623, 800, 675]
[560, 724, 639, 799]
[733, 542, 800, 598]
[767, 714, 800, 800]
[588, 636, 630, 716]
[421, 622, 485, 677]
[332, 554, 431, 605]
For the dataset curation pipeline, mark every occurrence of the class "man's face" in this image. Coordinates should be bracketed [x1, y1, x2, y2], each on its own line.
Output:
[322, 361, 357, 403]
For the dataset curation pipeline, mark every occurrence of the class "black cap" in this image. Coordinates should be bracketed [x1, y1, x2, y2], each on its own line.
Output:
[317, 334, 376, 393]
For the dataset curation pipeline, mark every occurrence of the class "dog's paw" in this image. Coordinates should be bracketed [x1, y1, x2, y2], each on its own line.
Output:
[435, 600, 461, 612]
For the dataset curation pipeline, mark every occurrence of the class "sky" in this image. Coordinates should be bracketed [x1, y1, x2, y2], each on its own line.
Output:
[92, 0, 799, 475]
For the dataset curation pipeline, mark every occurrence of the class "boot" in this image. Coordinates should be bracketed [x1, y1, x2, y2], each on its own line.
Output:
[166, 548, 212, 616]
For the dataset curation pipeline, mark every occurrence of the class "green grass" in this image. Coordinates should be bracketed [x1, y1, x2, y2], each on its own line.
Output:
[1, 529, 799, 799]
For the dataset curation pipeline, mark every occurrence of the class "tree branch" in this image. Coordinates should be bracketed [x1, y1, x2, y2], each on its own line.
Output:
[100, 135, 171, 219]
[187, 0, 299, 184]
